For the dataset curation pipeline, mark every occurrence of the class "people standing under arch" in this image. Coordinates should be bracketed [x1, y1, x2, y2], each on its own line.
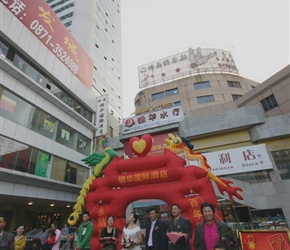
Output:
[194, 202, 240, 250]
[167, 204, 192, 250]
[76, 212, 93, 250]
[122, 212, 142, 250]
[100, 216, 119, 250]
[145, 207, 168, 250]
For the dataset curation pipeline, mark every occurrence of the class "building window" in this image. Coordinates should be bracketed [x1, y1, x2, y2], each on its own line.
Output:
[165, 88, 179, 97]
[194, 81, 211, 90]
[64, 20, 72, 27]
[228, 81, 241, 88]
[232, 94, 242, 100]
[151, 92, 165, 101]
[271, 149, 290, 180]
[135, 99, 140, 108]
[261, 95, 278, 112]
[109, 126, 113, 138]
[54, 3, 75, 14]
[59, 12, 73, 21]
[173, 101, 181, 107]
[197, 95, 215, 104]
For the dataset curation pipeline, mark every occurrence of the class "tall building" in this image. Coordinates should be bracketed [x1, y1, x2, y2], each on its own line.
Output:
[0, 0, 121, 231]
[47, 0, 122, 138]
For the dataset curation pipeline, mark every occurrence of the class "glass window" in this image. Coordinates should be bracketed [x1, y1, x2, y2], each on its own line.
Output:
[50, 156, 89, 185]
[29, 107, 57, 140]
[76, 133, 91, 156]
[232, 94, 242, 100]
[228, 81, 241, 88]
[151, 92, 164, 101]
[271, 149, 290, 180]
[165, 88, 179, 97]
[261, 95, 278, 112]
[1, 88, 92, 153]
[0, 88, 31, 127]
[0, 136, 51, 177]
[54, 3, 74, 14]
[0, 41, 9, 58]
[197, 95, 215, 104]
[194, 81, 211, 90]
[56, 121, 77, 150]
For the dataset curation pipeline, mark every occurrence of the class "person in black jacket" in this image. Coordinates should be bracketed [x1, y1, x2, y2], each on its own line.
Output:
[194, 202, 240, 250]
[0, 215, 14, 250]
[145, 207, 168, 250]
[167, 204, 192, 250]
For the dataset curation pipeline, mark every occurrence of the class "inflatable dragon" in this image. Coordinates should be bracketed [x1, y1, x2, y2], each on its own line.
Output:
[165, 133, 243, 201]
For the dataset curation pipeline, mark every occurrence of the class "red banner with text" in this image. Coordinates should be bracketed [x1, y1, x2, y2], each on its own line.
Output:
[2, 0, 93, 90]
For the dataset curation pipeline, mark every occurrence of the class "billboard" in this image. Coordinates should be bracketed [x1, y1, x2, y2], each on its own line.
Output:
[138, 48, 238, 88]
[190, 144, 273, 176]
[122, 106, 184, 134]
[2, 0, 93, 90]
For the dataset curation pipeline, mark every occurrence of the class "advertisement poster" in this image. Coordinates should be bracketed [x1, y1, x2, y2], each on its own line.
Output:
[35, 151, 49, 177]
[61, 129, 70, 140]
[239, 230, 290, 250]
[44, 119, 54, 132]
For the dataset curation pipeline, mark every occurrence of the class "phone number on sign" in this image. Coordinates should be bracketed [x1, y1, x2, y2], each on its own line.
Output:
[30, 19, 79, 74]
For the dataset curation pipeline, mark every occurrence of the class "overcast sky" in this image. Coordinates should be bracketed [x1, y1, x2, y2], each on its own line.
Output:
[121, 0, 289, 117]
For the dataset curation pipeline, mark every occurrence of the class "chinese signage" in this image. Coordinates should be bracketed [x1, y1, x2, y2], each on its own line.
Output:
[123, 131, 177, 158]
[190, 144, 273, 176]
[122, 106, 184, 134]
[96, 94, 108, 136]
[239, 230, 290, 250]
[117, 169, 169, 184]
[2, 0, 93, 90]
[138, 48, 238, 88]
[35, 151, 49, 177]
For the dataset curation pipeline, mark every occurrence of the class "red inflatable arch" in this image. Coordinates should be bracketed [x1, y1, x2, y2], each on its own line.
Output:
[70, 134, 243, 250]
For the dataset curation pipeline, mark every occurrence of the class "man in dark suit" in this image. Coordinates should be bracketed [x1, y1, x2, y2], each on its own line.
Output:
[145, 207, 168, 250]
[167, 204, 192, 250]
[0, 214, 14, 250]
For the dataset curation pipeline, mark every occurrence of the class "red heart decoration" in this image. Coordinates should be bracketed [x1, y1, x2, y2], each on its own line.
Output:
[129, 134, 152, 157]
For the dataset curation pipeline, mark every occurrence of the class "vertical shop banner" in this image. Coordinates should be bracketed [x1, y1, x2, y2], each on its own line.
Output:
[35, 151, 49, 177]
[95, 95, 108, 136]
[1, 0, 93, 90]
[190, 144, 273, 176]
[239, 230, 290, 250]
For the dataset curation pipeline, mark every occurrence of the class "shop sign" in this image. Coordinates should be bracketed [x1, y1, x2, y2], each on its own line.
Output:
[138, 48, 238, 88]
[135, 102, 173, 115]
[95, 94, 108, 136]
[191, 144, 273, 176]
[238, 230, 290, 249]
[35, 151, 49, 177]
[2, 0, 93, 90]
[122, 106, 184, 134]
